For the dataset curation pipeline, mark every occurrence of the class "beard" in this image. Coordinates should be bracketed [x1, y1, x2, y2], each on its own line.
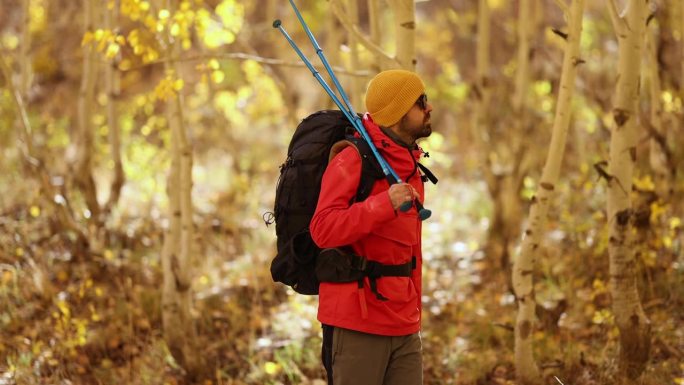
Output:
[417, 115, 432, 139]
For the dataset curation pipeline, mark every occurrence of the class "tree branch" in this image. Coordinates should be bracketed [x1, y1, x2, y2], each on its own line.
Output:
[120, 52, 373, 77]
[607, 0, 627, 34]
[328, 0, 398, 68]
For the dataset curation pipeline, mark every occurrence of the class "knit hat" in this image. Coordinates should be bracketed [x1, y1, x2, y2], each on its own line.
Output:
[365, 69, 425, 127]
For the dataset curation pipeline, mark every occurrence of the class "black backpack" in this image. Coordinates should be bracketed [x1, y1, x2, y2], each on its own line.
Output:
[269, 110, 384, 295]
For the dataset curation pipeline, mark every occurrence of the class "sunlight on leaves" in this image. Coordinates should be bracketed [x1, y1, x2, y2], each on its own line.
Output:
[29, 205, 41, 218]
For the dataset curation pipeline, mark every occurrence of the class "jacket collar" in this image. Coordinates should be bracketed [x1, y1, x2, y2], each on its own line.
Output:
[363, 113, 424, 161]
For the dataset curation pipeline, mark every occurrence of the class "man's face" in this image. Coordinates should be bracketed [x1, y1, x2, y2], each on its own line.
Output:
[398, 94, 433, 144]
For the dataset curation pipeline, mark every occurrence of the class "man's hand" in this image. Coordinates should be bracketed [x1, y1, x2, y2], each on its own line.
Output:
[388, 183, 419, 210]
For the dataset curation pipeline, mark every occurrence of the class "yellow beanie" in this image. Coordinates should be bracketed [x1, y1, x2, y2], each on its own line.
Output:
[365, 70, 425, 127]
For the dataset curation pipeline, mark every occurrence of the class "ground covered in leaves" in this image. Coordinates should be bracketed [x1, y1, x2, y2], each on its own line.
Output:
[1, 177, 683, 385]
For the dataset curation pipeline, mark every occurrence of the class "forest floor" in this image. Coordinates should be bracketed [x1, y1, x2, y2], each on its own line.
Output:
[1, 179, 683, 385]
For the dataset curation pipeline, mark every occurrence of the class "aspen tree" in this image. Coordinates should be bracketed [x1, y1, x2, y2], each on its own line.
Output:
[76, 0, 101, 225]
[160, 0, 200, 376]
[484, 0, 533, 276]
[606, 0, 652, 380]
[346, 0, 363, 109]
[104, 0, 125, 213]
[512, 0, 586, 383]
[330, 0, 403, 70]
[470, 0, 496, 195]
[387, 0, 416, 70]
[326, 8, 343, 110]
[645, 20, 670, 199]
[368, 0, 382, 55]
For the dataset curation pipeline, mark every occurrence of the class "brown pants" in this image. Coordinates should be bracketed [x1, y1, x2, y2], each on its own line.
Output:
[322, 325, 423, 385]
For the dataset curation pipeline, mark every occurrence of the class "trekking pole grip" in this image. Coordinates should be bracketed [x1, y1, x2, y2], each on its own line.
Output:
[414, 199, 432, 221]
[398, 199, 431, 220]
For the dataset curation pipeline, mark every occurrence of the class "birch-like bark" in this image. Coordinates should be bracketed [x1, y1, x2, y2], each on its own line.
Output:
[513, 1, 585, 383]
[330, 0, 397, 69]
[646, 22, 670, 199]
[346, 0, 363, 109]
[387, 0, 416, 70]
[513, 0, 532, 115]
[368, 0, 381, 49]
[76, 0, 101, 225]
[606, 0, 651, 380]
[104, 0, 125, 213]
[326, 8, 343, 110]
[160, 0, 200, 377]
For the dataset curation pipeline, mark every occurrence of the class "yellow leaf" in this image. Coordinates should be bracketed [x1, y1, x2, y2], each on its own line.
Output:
[81, 31, 94, 46]
[57, 270, 68, 282]
[57, 300, 70, 317]
[104, 249, 114, 260]
[211, 70, 225, 84]
[94, 29, 105, 41]
[633, 175, 655, 192]
[671, 217, 682, 230]
[105, 43, 120, 59]
[15, 247, 24, 257]
[173, 79, 184, 91]
[170, 23, 180, 36]
[2, 270, 13, 284]
[208, 59, 220, 70]
[159, 9, 171, 20]
[263, 361, 280, 375]
[119, 59, 132, 71]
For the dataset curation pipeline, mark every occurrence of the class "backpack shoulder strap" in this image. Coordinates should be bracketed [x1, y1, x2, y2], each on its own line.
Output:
[346, 137, 384, 202]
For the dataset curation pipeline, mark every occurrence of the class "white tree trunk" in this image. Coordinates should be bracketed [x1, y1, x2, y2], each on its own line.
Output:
[104, 0, 125, 213]
[513, 0, 532, 115]
[160, 0, 199, 377]
[606, 0, 651, 380]
[76, 0, 101, 225]
[645, 22, 670, 199]
[346, 0, 363, 110]
[513, 1, 586, 383]
[387, 0, 416, 70]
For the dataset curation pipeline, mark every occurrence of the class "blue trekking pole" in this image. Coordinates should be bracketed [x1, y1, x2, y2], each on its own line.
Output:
[273, 3, 431, 220]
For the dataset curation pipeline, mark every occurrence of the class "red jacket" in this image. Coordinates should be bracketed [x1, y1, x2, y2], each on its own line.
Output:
[310, 114, 425, 336]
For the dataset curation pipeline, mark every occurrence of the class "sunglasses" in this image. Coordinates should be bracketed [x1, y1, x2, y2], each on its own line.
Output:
[416, 94, 428, 110]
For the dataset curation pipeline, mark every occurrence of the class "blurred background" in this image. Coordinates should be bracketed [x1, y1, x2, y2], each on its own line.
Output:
[0, 0, 682, 384]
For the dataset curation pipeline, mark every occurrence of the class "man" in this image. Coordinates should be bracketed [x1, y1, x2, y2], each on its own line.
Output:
[310, 69, 433, 385]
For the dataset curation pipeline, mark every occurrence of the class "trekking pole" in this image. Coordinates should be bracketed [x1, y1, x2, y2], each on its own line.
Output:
[273, 7, 431, 220]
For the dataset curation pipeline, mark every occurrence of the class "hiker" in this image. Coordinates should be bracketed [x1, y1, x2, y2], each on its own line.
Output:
[310, 69, 433, 385]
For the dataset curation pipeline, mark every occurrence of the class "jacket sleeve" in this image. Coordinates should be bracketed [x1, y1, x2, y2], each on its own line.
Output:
[310, 147, 397, 248]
